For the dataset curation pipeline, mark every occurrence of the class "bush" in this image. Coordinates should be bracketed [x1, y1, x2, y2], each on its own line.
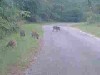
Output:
[0, 17, 10, 39]
[87, 12, 100, 24]
[0, 17, 19, 39]
[61, 9, 85, 22]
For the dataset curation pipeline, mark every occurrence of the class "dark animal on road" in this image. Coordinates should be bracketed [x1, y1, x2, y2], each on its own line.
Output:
[6, 40, 17, 48]
[20, 30, 25, 37]
[31, 30, 39, 39]
[53, 26, 60, 32]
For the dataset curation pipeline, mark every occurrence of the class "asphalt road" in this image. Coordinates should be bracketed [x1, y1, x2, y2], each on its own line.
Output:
[25, 24, 100, 75]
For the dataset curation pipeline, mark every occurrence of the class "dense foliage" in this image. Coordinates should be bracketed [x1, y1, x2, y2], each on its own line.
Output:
[12, 0, 100, 22]
[0, 0, 100, 38]
[0, 0, 20, 38]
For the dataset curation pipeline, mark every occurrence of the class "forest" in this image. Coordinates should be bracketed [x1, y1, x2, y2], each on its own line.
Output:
[0, 0, 100, 75]
[0, 0, 100, 38]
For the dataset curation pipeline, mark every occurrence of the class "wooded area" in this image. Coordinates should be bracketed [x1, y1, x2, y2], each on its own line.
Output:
[0, 0, 100, 38]
[0, 0, 100, 75]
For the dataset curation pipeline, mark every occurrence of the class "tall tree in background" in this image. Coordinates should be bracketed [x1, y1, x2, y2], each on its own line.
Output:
[88, 0, 93, 11]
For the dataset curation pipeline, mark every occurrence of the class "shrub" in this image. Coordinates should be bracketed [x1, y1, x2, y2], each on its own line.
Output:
[0, 17, 19, 39]
[0, 17, 10, 39]
[87, 12, 100, 24]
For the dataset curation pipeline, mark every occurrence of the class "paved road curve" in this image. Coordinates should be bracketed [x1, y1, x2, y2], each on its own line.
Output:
[25, 24, 100, 75]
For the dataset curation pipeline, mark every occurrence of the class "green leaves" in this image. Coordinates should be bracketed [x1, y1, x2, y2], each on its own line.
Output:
[0, 0, 20, 39]
[20, 11, 31, 19]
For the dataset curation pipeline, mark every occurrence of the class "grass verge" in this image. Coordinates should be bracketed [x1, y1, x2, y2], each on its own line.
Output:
[0, 23, 43, 75]
[73, 23, 100, 37]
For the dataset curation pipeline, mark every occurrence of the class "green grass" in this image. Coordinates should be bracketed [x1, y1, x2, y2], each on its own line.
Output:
[74, 23, 100, 37]
[0, 23, 43, 75]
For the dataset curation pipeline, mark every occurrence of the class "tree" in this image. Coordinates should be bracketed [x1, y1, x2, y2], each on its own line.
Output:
[0, 0, 20, 39]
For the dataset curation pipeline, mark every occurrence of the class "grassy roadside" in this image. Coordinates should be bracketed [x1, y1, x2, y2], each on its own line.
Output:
[0, 23, 43, 75]
[73, 23, 100, 37]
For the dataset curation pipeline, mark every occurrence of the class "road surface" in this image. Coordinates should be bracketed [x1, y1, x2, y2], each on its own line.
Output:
[25, 24, 100, 75]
